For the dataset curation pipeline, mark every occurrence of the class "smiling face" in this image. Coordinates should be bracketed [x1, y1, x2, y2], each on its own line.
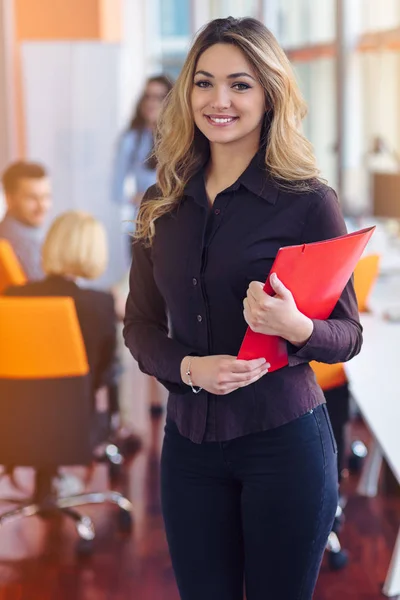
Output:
[191, 43, 266, 150]
[6, 176, 52, 228]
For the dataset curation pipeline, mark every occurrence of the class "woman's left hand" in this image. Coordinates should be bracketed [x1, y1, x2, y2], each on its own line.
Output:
[243, 273, 314, 347]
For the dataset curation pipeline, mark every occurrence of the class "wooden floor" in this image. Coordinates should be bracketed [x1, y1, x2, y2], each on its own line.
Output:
[0, 414, 398, 600]
[0, 353, 398, 600]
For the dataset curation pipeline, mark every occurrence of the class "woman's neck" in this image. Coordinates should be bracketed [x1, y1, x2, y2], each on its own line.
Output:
[205, 138, 260, 204]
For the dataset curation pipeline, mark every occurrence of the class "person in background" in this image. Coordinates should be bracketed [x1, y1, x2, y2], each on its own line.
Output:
[6, 211, 116, 394]
[123, 17, 362, 600]
[5, 211, 141, 455]
[0, 161, 52, 280]
[112, 75, 173, 227]
[112, 75, 173, 419]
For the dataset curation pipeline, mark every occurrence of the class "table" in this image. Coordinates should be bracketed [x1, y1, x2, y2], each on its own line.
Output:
[344, 314, 400, 597]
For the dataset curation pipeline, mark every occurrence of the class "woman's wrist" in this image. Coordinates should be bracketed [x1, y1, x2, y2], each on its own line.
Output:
[180, 356, 203, 394]
[180, 356, 200, 386]
[180, 356, 190, 384]
[287, 315, 314, 347]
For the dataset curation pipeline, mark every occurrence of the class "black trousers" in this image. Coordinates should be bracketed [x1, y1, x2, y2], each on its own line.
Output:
[161, 404, 338, 600]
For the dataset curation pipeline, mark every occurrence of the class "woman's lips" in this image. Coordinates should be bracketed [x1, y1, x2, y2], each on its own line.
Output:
[205, 115, 239, 127]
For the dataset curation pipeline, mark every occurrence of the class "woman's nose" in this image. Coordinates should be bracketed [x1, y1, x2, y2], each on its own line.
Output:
[210, 86, 231, 110]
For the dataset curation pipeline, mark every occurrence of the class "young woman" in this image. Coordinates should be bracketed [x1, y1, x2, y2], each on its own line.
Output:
[123, 17, 362, 600]
[112, 75, 173, 220]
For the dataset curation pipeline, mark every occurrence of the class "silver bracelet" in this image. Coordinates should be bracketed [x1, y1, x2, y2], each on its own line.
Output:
[185, 357, 203, 394]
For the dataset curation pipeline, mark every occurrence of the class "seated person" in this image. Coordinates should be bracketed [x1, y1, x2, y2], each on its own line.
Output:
[6, 210, 115, 393]
[4, 211, 135, 457]
[0, 161, 52, 280]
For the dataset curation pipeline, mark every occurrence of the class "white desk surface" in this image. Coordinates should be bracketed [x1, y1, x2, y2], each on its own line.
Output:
[343, 266, 400, 597]
[344, 313, 400, 483]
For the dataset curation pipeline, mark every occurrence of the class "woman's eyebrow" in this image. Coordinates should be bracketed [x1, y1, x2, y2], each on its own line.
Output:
[194, 70, 256, 81]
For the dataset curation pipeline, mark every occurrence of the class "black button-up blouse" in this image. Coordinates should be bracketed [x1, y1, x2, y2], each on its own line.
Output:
[123, 151, 363, 444]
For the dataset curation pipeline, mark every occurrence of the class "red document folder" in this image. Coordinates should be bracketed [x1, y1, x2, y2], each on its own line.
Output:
[237, 226, 375, 372]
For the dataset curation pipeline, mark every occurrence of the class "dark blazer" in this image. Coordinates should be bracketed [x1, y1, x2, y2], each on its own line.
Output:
[5, 275, 117, 392]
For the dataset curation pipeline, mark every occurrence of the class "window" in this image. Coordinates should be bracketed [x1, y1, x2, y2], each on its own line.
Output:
[210, 0, 260, 20]
[159, 0, 192, 79]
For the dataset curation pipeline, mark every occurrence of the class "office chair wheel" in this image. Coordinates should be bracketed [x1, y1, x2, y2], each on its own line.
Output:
[326, 532, 349, 570]
[117, 508, 133, 533]
[103, 444, 124, 481]
[348, 440, 368, 474]
[76, 538, 94, 556]
[327, 548, 349, 570]
[331, 504, 344, 534]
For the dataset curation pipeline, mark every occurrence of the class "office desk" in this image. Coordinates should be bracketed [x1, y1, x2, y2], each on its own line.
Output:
[380, 251, 400, 276]
[344, 314, 400, 597]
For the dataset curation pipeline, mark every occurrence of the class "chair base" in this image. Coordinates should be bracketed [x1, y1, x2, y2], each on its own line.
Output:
[325, 502, 349, 570]
[0, 470, 133, 554]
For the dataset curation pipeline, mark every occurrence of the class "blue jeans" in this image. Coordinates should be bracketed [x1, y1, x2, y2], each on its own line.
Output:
[161, 403, 338, 600]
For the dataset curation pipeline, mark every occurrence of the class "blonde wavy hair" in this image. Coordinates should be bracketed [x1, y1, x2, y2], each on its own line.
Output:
[43, 211, 108, 279]
[136, 17, 321, 245]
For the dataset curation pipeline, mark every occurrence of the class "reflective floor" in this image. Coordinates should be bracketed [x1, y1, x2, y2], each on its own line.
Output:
[0, 358, 398, 600]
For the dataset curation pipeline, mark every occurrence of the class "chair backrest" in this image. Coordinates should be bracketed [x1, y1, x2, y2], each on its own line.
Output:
[309, 361, 347, 392]
[0, 297, 92, 467]
[0, 239, 27, 294]
[353, 254, 380, 312]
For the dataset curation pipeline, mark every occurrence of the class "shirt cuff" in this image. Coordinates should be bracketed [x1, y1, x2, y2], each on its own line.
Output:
[287, 319, 328, 366]
[149, 346, 200, 395]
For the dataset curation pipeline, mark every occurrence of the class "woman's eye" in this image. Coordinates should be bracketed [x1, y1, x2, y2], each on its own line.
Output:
[194, 81, 211, 88]
[233, 83, 250, 91]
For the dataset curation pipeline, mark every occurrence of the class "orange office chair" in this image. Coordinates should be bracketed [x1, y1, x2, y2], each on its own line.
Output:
[0, 239, 26, 293]
[0, 297, 132, 554]
[353, 253, 380, 312]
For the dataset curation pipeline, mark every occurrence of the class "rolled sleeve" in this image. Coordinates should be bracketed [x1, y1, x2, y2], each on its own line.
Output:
[287, 188, 363, 366]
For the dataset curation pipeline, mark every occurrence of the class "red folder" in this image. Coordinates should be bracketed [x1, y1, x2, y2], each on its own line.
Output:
[237, 226, 375, 372]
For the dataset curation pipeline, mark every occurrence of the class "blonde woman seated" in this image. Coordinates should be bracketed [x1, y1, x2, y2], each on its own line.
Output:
[6, 211, 117, 397]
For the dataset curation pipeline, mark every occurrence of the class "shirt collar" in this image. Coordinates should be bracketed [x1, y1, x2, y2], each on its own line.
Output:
[237, 148, 279, 205]
[184, 146, 279, 206]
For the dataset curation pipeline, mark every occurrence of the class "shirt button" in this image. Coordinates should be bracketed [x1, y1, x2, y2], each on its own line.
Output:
[197, 314, 203, 322]
[214, 209, 221, 215]
[192, 278, 198, 286]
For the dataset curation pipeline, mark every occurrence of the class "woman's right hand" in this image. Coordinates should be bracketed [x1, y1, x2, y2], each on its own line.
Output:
[180, 355, 270, 395]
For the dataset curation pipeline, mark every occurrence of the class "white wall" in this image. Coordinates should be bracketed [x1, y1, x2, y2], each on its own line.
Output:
[21, 41, 128, 288]
[117, 0, 148, 131]
[0, 0, 18, 172]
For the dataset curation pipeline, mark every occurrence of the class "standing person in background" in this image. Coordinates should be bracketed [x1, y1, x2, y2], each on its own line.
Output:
[112, 75, 173, 418]
[0, 161, 52, 280]
[112, 75, 173, 231]
[123, 17, 362, 600]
